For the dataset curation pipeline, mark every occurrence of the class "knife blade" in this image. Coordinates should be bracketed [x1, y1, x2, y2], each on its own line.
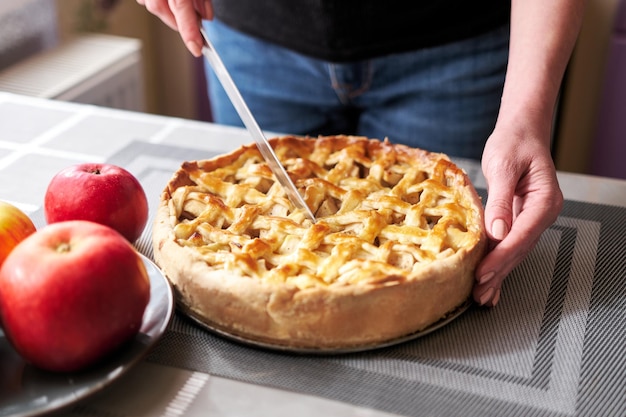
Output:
[200, 28, 316, 223]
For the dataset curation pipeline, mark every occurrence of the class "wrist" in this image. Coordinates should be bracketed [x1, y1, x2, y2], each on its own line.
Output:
[494, 92, 556, 144]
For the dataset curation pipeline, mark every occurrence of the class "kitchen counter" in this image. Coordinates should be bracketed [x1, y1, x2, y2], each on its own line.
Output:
[1, 92, 625, 417]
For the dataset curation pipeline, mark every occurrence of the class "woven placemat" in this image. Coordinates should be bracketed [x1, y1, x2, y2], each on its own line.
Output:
[110, 141, 625, 417]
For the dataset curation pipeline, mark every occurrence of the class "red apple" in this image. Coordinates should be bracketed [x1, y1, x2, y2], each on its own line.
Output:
[0, 220, 150, 372]
[44, 163, 149, 242]
[0, 201, 37, 268]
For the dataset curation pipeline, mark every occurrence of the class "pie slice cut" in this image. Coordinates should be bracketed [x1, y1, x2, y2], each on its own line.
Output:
[152, 135, 486, 349]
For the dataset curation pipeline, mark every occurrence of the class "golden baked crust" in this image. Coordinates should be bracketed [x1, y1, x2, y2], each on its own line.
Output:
[152, 135, 486, 349]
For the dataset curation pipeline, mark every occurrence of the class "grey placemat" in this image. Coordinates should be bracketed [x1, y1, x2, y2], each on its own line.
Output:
[111, 141, 625, 417]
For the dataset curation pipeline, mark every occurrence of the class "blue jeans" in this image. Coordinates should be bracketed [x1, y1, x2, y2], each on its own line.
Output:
[203, 19, 509, 160]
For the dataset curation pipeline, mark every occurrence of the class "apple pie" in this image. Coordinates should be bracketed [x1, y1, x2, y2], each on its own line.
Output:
[152, 135, 486, 349]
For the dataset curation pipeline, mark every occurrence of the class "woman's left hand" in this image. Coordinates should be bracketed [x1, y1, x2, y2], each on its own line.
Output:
[472, 121, 563, 307]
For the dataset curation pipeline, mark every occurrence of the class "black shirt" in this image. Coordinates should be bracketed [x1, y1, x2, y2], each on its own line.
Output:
[212, 0, 511, 62]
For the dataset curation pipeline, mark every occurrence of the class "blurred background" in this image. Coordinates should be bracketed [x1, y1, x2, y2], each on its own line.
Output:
[0, 0, 210, 121]
[0, 0, 624, 178]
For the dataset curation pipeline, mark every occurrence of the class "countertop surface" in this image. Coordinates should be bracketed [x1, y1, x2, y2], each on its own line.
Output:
[1, 92, 625, 417]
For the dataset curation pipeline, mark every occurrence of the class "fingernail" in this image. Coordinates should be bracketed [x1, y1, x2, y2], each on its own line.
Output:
[491, 218, 508, 241]
[478, 271, 495, 284]
[187, 41, 202, 57]
[490, 288, 501, 306]
[479, 287, 495, 305]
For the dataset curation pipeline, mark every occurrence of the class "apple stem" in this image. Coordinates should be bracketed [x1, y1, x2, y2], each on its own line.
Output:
[56, 242, 72, 253]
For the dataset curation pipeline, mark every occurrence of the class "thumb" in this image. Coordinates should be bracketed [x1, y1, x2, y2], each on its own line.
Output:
[483, 172, 516, 242]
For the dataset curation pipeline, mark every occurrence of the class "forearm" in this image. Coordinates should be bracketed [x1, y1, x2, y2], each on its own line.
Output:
[497, 0, 586, 141]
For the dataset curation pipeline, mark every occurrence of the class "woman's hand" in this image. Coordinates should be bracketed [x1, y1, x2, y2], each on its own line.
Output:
[472, 0, 584, 307]
[136, 0, 213, 57]
[473, 120, 563, 307]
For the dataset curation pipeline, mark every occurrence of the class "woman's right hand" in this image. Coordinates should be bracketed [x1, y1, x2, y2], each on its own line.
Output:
[136, 0, 213, 57]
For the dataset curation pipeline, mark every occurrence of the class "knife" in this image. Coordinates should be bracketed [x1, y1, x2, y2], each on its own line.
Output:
[200, 28, 317, 224]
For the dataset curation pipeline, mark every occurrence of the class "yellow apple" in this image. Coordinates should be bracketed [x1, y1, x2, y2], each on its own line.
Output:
[0, 201, 36, 268]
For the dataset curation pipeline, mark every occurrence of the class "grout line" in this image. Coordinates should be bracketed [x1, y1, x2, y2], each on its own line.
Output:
[145, 118, 184, 144]
[31, 106, 95, 146]
[0, 106, 95, 170]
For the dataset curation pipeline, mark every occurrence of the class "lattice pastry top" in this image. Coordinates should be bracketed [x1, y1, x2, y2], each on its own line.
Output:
[153, 135, 486, 349]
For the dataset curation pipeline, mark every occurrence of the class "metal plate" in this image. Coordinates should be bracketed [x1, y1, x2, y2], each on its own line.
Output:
[179, 299, 473, 354]
[0, 255, 174, 417]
